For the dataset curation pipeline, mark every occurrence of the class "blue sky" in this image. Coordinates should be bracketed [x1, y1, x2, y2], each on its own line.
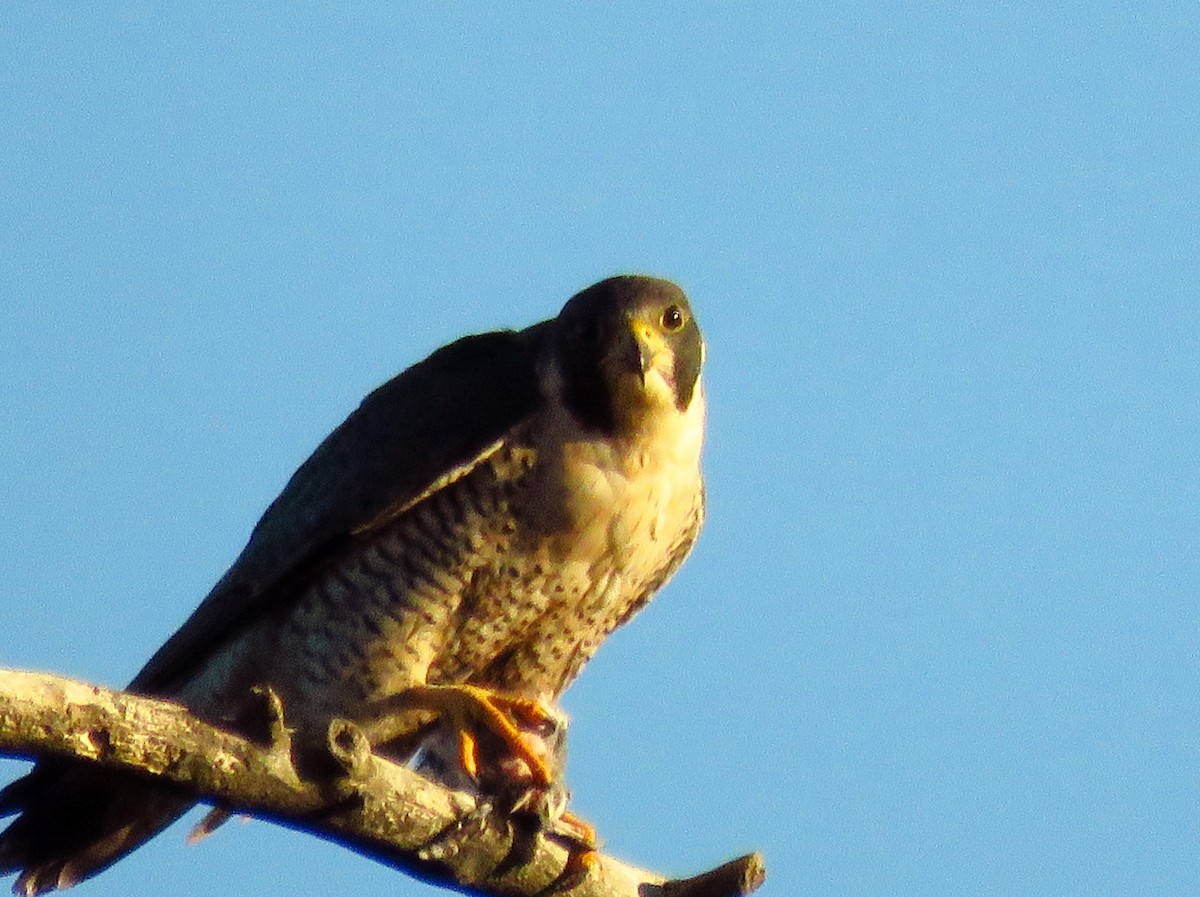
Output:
[2, 5, 1198, 896]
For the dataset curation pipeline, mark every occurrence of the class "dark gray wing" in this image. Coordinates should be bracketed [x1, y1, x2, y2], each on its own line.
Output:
[132, 323, 549, 693]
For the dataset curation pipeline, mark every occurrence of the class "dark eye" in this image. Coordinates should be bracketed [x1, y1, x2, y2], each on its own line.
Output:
[661, 304, 685, 331]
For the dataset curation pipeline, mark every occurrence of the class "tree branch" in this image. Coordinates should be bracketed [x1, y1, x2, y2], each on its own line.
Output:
[0, 669, 764, 897]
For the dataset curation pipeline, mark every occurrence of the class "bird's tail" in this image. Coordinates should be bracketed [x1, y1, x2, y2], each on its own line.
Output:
[0, 759, 190, 895]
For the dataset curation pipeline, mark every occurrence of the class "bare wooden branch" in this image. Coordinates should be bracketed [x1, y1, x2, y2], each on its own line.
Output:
[0, 669, 763, 897]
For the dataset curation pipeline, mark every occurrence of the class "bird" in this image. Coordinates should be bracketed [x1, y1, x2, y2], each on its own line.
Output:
[0, 274, 706, 895]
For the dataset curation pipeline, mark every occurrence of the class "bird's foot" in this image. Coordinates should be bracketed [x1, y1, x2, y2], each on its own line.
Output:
[399, 684, 560, 788]
[546, 810, 601, 887]
[411, 698, 599, 884]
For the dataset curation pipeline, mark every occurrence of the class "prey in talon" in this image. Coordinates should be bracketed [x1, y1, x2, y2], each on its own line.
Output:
[416, 699, 566, 809]
[0, 275, 705, 895]
[415, 701, 600, 873]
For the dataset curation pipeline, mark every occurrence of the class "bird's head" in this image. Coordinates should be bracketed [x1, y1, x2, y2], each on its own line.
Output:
[553, 275, 704, 436]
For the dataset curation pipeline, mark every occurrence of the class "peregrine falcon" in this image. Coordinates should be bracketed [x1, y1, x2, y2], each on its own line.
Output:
[0, 275, 706, 894]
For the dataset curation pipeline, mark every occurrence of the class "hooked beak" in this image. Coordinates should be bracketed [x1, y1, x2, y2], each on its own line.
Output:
[627, 318, 667, 383]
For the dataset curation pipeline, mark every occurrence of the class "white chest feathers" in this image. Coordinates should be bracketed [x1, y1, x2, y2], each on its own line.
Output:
[524, 381, 705, 577]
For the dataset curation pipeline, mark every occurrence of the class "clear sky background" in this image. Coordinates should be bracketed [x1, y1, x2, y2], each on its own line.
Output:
[2, 5, 1198, 897]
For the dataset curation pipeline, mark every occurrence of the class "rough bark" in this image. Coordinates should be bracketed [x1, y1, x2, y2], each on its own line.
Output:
[0, 669, 764, 897]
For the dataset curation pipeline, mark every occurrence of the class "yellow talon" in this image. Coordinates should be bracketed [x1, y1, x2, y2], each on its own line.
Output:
[558, 810, 597, 847]
[400, 684, 556, 787]
[458, 728, 479, 780]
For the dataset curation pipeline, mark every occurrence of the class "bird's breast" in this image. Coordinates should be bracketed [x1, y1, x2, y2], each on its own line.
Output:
[523, 382, 705, 566]
[463, 384, 704, 695]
